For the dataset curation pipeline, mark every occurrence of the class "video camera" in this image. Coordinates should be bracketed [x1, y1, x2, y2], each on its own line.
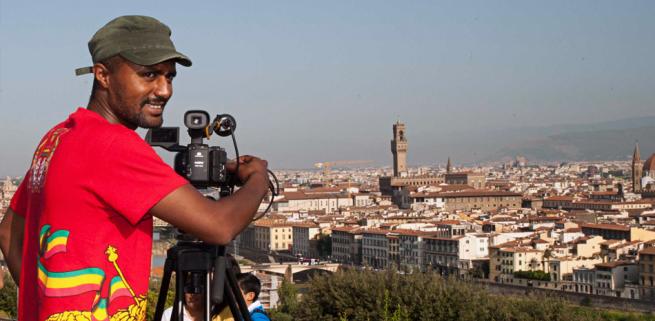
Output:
[146, 110, 237, 192]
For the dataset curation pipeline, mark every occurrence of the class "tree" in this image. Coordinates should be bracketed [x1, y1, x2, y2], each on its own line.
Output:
[316, 233, 332, 259]
[0, 273, 17, 319]
[270, 280, 299, 321]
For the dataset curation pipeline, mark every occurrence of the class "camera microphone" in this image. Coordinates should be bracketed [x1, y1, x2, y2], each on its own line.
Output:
[211, 114, 237, 137]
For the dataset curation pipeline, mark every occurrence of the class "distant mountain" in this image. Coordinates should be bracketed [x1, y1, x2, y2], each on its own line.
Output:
[411, 115, 655, 166]
[486, 125, 655, 163]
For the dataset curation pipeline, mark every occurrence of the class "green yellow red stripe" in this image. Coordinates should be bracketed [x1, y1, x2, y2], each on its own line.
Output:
[38, 261, 105, 297]
[109, 276, 133, 302]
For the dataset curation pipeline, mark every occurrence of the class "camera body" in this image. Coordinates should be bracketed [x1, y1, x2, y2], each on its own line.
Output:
[146, 110, 236, 190]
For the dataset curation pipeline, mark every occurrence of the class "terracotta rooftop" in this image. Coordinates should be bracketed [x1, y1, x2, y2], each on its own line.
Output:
[595, 261, 636, 269]
[640, 247, 655, 255]
[580, 223, 630, 232]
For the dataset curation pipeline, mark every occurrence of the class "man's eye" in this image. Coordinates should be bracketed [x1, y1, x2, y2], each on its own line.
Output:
[144, 72, 157, 78]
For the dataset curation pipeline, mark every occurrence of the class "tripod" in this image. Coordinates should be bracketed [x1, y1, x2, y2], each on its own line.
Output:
[154, 240, 253, 321]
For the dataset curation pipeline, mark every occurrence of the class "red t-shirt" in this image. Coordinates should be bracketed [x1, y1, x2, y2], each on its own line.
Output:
[10, 108, 188, 321]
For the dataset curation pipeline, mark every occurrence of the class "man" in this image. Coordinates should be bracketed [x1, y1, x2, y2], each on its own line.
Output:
[161, 276, 205, 321]
[236, 273, 270, 321]
[0, 15, 269, 321]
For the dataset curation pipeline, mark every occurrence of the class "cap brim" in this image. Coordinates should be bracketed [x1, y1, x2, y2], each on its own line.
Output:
[120, 48, 192, 67]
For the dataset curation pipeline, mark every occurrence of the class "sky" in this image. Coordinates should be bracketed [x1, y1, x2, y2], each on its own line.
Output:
[1, 1, 655, 176]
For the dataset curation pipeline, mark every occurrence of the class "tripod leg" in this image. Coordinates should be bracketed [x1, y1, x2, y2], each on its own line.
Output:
[154, 255, 175, 321]
[174, 268, 185, 321]
[211, 255, 226, 305]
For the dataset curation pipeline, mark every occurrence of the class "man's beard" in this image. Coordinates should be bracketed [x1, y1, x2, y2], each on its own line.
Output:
[135, 98, 167, 128]
[137, 111, 164, 128]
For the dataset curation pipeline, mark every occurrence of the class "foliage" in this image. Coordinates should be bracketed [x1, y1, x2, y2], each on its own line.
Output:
[276, 280, 299, 316]
[284, 269, 654, 321]
[0, 273, 17, 319]
[146, 277, 175, 321]
[513, 270, 551, 281]
[316, 233, 332, 259]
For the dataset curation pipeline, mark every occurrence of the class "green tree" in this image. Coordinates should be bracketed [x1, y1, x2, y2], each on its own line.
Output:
[316, 233, 332, 259]
[271, 279, 299, 321]
[0, 273, 17, 319]
[146, 277, 175, 321]
[287, 269, 653, 321]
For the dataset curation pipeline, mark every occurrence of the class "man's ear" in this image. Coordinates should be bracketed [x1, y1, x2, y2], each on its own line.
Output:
[93, 62, 111, 89]
[245, 291, 256, 302]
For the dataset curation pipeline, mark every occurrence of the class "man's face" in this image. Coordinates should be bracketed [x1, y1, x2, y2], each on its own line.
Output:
[185, 292, 203, 312]
[105, 58, 177, 129]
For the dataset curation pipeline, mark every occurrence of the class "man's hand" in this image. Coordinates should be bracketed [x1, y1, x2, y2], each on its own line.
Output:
[0, 208, 24, 283]
[227, 155, 269, 191]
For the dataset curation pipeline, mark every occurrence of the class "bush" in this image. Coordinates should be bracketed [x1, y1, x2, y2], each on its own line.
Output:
[281, 269, 653, 321]
[0, 273, 17, 319]
[513, 270, 551, 281]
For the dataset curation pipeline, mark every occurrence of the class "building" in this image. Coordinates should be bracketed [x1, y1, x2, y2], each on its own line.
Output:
[292, 223, 321, 258]
[594, 261, 639, 298]
[639, 246, 655, 300]
[580, 223, 655, 242]
[252, 220, 293, 252]
[572, 267, 595, 294]
[273, 191, 353, 214]
[423, 236, 459, 275]
[391, 121, 408, 177]
[633, 142, 643, 192]
[0, 177, 18, 210]
[379, 176, 445, 196]
[548, 257, 602, 282]
[439, 190, 522, 212]
[361, 229, 390, 269]
[444, 172, 486, 189]
[379, 122, 443, 205]
[569, 235, 604, 258]
[489, 244, 544, 282]
[542, 197, 652, 211]
[387, 232, 401, 268]
[423, 233, 489, 277]
[331, 226, 363, 265]
[397, 229, 427, 272]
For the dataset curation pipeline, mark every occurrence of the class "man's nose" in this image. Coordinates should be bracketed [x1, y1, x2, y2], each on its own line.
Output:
[154, 76, 172, 99]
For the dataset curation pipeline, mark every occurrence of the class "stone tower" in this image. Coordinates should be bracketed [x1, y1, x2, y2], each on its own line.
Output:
[391, 121, 408, 177]
[633, 142, 642, 192]
[446, 157, 452, 173]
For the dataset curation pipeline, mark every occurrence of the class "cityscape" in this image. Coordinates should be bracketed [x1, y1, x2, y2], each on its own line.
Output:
[2, 3, 655, 319]
[4, 121, 654, 315]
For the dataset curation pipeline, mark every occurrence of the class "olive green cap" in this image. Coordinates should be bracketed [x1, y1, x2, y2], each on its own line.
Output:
[75, 15, 192, 76]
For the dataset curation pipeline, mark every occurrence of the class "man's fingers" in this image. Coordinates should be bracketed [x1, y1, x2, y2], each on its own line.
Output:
[238, 155, 254, 164]
[226, 160, 238, 172]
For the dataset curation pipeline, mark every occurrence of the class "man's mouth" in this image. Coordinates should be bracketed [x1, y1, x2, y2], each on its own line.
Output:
[143, 101, 166, 112]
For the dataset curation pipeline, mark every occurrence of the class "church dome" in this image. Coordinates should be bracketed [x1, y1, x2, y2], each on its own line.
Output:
[644, 153, 655, 173]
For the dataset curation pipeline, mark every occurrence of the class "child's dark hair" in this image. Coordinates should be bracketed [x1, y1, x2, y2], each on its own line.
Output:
[237, 273, 261, 301]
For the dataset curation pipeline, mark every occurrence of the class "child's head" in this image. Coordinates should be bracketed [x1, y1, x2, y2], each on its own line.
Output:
[237, 273, 261, 304]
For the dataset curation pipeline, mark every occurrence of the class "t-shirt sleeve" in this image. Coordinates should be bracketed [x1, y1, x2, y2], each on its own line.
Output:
[90, 130, 188, 225]
[9, 170, 31, 217]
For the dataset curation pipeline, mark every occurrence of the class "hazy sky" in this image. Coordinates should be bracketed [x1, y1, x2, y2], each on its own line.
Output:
[1, 1, 654, 176]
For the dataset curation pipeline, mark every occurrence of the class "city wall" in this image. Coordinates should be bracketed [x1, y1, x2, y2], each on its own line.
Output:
[478, 281, 655, 313]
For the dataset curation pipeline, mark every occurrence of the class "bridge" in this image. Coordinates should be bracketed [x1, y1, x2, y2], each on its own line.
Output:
[241, 263, 342, 278]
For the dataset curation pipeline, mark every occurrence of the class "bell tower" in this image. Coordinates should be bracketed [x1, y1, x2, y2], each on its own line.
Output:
[633, 142, 643, 192]
[391, 122, 408, 177]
